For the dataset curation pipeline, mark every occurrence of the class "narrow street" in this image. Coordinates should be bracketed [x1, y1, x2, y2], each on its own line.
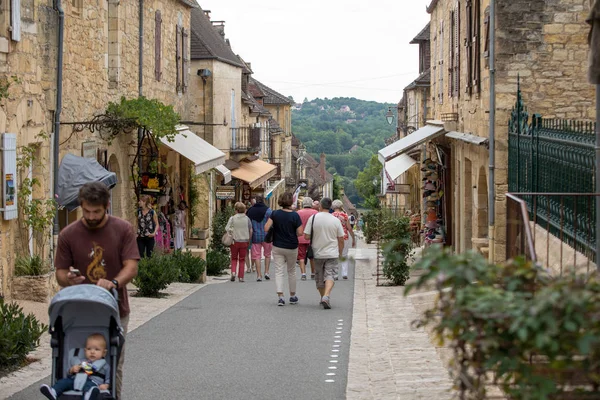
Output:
[6, 241, 453, 400]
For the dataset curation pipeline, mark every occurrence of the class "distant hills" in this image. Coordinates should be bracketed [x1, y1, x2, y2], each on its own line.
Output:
[292, 97, 396, 205]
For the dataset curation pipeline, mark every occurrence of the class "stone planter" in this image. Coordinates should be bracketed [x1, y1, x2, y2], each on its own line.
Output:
[11, 272, 59, 302]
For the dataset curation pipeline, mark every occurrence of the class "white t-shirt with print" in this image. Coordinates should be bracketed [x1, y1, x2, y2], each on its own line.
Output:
[304, 212, 344, 259]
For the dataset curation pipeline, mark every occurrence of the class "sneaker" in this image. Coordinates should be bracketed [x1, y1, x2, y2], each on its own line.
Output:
[334, 276, 339, 281]
[257, 277, 262, 282]
[343, 276, 348, 280]
[230, 275, 236, 282]
[278, 297, 285, 306]
[264, 274, 270, 280]
[85, 387, 100, 400]
[320, 296, 331, 309]
[239, 277, 244, 282]
[301, 274, 307, 281]
[311, 274, 315, 279]
[40, 385, 57, 400]
[289, 296, 299, 304]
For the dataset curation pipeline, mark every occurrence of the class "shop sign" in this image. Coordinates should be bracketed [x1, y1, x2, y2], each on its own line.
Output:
[139, 173, 166, 195]
[82, 141, 97, 159]
[242, 183, 251, 203]
[216, 186, 235, 200]
[387, 184, 411, 194]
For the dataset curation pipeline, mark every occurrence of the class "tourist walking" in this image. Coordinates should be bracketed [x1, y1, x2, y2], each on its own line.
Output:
[225, 202, 252, 282]
[247, 195, 273, 281]
[304, 198, 345, 309]
[173, 201, 187, 250]
[297, 197, 318, 280]
[264, 192, 303, 306]
[331, 199, 356, 280]
[136, 195, 159, 258]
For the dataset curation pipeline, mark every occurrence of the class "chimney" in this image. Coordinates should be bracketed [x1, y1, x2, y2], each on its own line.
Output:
[203, 10, 211, 19]
[320, 153, 326, 180]
[211, 21, 226, 40]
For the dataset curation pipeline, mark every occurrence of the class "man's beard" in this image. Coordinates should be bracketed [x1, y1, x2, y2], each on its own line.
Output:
[84, 216, 104, 228]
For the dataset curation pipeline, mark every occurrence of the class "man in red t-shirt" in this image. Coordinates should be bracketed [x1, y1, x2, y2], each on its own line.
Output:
[54, 182, 140, 400]
[297, 197, 318, 280]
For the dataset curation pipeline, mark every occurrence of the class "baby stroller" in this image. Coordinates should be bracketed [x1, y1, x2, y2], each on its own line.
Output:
[48, 284, 124, 400]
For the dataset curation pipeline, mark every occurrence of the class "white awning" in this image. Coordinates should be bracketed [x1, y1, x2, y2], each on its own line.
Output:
[214, 165, 232, 184]
[378, 124, 445, 164]
[445, 131, 489, 146]
[385, 154, 418, 180]
[160, 127, 226, 175]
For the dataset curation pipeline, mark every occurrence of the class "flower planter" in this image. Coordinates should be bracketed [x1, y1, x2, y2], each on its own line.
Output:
[11, 272, 59, 302]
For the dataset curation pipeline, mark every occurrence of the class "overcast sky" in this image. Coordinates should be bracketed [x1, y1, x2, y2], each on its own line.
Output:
[196, 1, 432, 104]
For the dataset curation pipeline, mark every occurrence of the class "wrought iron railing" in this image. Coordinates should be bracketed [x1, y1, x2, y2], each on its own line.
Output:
[507, 193, 598, 273]
[231, 126, 261, 152]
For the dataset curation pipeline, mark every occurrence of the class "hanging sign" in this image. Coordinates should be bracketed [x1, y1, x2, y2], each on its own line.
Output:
[139, 173, 166, 195]
[216, 186, 235, 200]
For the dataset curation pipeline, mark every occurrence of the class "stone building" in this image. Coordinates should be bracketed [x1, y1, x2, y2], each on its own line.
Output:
[425, 0, 595, 262]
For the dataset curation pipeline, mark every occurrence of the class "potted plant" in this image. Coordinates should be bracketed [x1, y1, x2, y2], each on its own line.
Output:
[11, 255, 59, 302]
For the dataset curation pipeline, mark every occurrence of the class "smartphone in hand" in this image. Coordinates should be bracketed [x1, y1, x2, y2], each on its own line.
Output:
[71, 269, 81, 276]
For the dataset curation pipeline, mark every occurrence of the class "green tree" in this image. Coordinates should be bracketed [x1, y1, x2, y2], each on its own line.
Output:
[344, 165, 360, 179]
[355, 155, 382, 209]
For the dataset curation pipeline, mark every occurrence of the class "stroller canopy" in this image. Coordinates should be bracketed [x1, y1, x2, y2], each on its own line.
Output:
[49, 285, 120, 328]
[57, 154, 117, 211]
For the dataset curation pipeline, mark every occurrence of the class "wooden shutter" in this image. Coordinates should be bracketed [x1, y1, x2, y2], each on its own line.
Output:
[449, 10, 455, 97]
[473, 0, 481, 93]
[465, 0, 473, 95]
[176, 24, 182, 92]
[155, 11, 162, 81]
[453, 2, 460, 97]
[483, 7, 490, 68]
[182, 27, 189, 93]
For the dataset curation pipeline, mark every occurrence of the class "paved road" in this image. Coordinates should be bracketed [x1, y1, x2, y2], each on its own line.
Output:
[9, 262, 355, 400]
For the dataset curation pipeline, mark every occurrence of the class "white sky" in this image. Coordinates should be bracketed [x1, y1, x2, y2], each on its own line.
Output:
[196, 1, 432, 104]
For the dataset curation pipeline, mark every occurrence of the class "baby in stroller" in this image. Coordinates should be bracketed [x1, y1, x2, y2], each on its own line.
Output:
[40, 333, 110, 400]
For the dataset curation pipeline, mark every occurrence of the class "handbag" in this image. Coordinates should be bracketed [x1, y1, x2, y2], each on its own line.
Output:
[305, 215, 316, 263]
[221, 231, 234, 246]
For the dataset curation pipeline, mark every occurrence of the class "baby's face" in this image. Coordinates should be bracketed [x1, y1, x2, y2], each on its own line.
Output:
[84, 338, 107, 362]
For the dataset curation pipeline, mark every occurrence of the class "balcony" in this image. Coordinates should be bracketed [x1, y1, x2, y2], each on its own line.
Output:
[231, 126, 261, 153]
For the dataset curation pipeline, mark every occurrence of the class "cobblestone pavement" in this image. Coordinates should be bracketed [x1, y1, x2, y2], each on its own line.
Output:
[0, 278, 227, 399]
[346, 242, 454, 400]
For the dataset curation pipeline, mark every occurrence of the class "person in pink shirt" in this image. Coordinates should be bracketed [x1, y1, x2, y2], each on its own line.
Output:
[297, 197, 319, 280]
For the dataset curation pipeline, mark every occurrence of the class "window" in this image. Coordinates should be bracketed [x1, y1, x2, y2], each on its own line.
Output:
[449, 2, 460, 98]
[107, 0, 120, 88]
[465, 0, 481, 95]
[155, 11, 162, 81]
[71, 0, 82, 15]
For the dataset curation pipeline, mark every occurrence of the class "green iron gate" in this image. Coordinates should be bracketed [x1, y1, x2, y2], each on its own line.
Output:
[508, 87, 597, 261]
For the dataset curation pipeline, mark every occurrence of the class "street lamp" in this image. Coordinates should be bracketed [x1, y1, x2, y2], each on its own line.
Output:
[385, 107, 394, 125]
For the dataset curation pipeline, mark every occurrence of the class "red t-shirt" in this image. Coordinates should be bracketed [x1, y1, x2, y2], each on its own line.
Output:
[54, 216, 140, 318]
[297, 208, 318, 244]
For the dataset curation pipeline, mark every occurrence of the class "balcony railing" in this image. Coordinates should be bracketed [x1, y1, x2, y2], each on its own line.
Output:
[231, 126, 261, 153]
[507, 192, 598, 275]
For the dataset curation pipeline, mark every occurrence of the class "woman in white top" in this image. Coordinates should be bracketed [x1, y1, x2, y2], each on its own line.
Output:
[225, 202, 253, 282]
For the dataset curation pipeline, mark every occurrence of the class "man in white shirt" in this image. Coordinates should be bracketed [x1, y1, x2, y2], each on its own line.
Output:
[304, 198, 345, 309]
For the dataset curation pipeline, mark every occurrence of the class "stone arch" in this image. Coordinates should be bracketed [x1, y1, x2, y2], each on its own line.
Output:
[108, 154, 123, 218]
[476, 166, 489, 238]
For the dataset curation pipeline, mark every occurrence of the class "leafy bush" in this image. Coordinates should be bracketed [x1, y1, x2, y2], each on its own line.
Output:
[14, 255, 49, 276]
[209, 206, 235, 255]
[0, 298, 47, 368]
[381, 215, 413, 286]
[171, 250, 206, 283]
[206, 250, 230, 276]
[362, 209, 385, 244]
[133, 253, 178, 297]
[406, 246, 600, 399]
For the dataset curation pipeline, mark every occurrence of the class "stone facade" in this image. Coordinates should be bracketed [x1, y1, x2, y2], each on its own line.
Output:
[427, 0, 595, 262]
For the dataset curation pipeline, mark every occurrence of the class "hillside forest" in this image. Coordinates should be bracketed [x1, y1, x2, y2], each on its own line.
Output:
[292, 97, 396, 205]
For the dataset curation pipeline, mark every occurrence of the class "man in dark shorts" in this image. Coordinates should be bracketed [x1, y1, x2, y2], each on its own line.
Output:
[54, 182, 140, 399]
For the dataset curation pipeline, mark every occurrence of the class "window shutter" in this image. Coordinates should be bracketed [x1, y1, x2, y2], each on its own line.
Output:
[438, 20, 444, 104]
[3, 133, 17, 220]
[465, 0, 473, 95]
[182, 27, 189, 93]
[176, 24, 182, 92]
[483, 7, 490, 68]
[473, 0, 481, 93]
[449, 10, 455, 97]
[454, 2, 460, 97]
[11, 0, 21, 41]
[155, 11, 162, 81]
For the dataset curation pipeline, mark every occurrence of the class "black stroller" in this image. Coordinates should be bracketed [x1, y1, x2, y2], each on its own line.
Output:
[48, 284, 124, 400]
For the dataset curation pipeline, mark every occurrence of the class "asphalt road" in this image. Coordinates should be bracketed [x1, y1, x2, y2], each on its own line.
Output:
[8, 261, 354, 400]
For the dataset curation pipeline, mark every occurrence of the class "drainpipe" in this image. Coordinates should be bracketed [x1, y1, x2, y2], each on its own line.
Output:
[52, 0, 64, 237]
[488, 0, 496, 262]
